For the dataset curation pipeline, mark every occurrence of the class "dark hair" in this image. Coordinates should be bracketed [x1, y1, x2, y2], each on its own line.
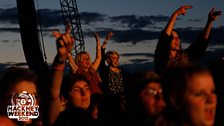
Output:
[130, 71, 162, 116]
[105, 50, 119, 60]
[162, 65, 212, 116]
[60, 74, 90, 99]
[0, 67, 37, 96]
[171, 29, 178, 38]
[0, 67, 38, 114]
[133, 71, 162, 95]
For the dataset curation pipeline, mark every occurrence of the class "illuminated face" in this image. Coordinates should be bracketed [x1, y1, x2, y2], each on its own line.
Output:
[69, 80, 91, 110]
[0, 116, 16, 126]
[170, 31, 180, 51]
[183, 73, 217, 126]
[108, 54, 119, 67]
[140, 82, 166, 116]
[80, 54, 91, 69]
[11, 81, 37, 125]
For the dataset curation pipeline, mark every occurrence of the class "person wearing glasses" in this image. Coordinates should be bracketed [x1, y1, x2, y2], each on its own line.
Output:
[129, 71, 166, 126]
[155, 65, 217, 126]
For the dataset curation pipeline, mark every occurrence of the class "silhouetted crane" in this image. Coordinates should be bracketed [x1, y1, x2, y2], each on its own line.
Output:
[59, 0, 85, 56]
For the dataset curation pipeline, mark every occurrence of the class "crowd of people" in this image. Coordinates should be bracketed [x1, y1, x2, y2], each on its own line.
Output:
[0, 5, 223, 126]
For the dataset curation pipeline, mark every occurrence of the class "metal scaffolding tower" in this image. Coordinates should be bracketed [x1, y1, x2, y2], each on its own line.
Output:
[59, 0, 85, 55]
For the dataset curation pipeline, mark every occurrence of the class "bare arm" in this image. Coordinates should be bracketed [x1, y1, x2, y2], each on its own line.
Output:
[92, 32, 102, 71]
[165, 5, 193, 36]
[99, 31, 114, 70]
[203, 8, 221, 39]
[48, 24, 74, 125]
[101, 31, 114, 49]
[67, 52, 78, 74]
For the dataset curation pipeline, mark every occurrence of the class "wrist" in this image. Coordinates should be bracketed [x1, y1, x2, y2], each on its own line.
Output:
[103, 41, 108, 44]
[52, 63, 65, 71]
[54, 55, 66, 64]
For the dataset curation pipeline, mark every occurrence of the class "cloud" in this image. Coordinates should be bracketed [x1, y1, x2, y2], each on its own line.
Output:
[80, 12, 106, 24]
[121, 53, 154, 58]
[175, 26, 224, 44]
[209, 26, 224, 43]
[84, 28, 160, 44]
[128, 59, 149, 64]
[0, 62, 28, 73]
[110, 15, 169, 28]
[121, 62, 154, 73]
[38, 9, 63, 27]
[0, 7, 106, 28]
[200, 48, 224, 66]
[0, 27, 20, 33]
[106, 29, 160, 44]
[187, 19, 202, 22]
[0, 7, 223, 46]
[0, 7, 63, 27]
[0, 7, 18, 24]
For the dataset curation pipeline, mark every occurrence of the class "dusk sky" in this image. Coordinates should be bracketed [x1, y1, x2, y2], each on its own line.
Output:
[0, 0, 224, 72]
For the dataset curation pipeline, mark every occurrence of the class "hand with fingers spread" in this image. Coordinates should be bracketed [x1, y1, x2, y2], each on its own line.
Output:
[105, 31, 114, 42]
[208, 8, 222, 22]
[175, 5, 193, 16]
[102, 31, 114, 49]
[52, 24, 74, 61]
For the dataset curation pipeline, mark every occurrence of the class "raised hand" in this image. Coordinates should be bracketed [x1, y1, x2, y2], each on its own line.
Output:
[94, 32, 101, 49]
[102, 31, 114, 49]
[208, 8, 222, 22]
[175, 5, 193, 16]
[105, 31, 114, 42]
[53, 24, 74, 59]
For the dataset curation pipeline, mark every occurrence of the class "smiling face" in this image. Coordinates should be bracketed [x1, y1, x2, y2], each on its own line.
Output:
[183, 73, 217, 126]
[108, 53, 119, 67]
[68, 80, 91, 110]
[170, 31, 181, 51]
[10, 81, 38, 124]
[80, 53, 91, 70]
[106, 51, 120, 68]
[0, 68, 38, 125]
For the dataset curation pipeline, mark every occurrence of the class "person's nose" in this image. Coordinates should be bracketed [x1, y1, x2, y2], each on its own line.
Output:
[158, 98, 166, 109]
[205, 93, 217, 104]
[80, 88, 88, 96]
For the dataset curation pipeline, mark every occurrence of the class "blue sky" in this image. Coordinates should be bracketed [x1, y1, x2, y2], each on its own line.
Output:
[0, 0, 224, 72]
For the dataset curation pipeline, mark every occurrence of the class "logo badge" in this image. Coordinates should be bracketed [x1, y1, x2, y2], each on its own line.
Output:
[7, 91, 39, 121]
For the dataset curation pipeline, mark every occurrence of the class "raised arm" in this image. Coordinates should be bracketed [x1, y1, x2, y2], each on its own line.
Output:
[186, 8, 221, 60]
[48, 24, 74, 125]
[67, 52, 78, 74]
[165, 5, 192, 36]
[203, 8, 221, 39]
[101, 31, 114, 49]
[92, 32, 102, 71]
[99, 32, 114, 70]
